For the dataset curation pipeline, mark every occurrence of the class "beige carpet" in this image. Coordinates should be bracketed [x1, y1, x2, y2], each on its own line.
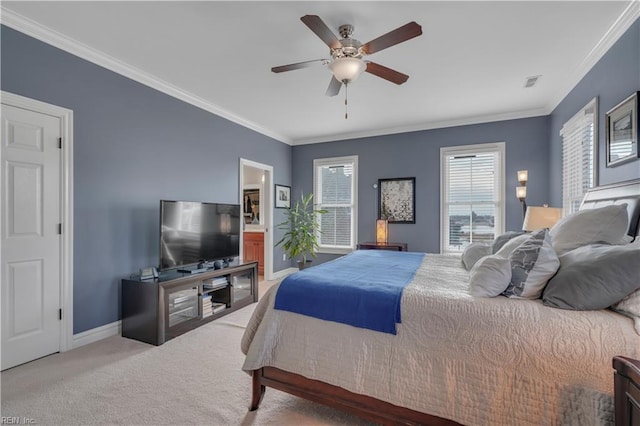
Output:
[0, 281, 373, 425]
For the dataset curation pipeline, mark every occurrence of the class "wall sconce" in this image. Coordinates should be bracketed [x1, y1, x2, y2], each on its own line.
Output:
[376, 219, 388, 244]
[517, 170, 528, 186]
[516, 170, 528, 218]
[522, 205, 563, 231]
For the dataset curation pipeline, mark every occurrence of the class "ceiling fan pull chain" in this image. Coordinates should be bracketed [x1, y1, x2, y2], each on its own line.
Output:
[344, 82, 348, 119]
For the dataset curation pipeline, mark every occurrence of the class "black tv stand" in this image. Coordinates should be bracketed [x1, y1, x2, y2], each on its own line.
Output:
[122, 260, 258, 345]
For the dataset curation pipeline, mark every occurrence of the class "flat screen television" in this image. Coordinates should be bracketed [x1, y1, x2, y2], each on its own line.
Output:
[159, 200, 240, 271]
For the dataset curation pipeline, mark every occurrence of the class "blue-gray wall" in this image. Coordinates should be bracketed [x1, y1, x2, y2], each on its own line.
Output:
[1, 26, 292, 333]
[293, 17, 640, 265]
[2, 17, 637, 333]
[549, 18, 640, 205]
[292, 116, 551, 263]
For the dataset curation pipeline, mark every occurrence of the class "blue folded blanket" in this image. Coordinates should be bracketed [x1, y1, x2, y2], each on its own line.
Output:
[274, 250, 425, 334]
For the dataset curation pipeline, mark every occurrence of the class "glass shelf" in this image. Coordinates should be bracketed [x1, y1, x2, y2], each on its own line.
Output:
[232, 271, 252, 304]
[168, 287, 199, 327]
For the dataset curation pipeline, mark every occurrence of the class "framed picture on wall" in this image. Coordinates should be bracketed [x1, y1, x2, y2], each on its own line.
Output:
[606, 91, 638, 167]
[378, 177, 416, 223]
[275, 184, 291, 209]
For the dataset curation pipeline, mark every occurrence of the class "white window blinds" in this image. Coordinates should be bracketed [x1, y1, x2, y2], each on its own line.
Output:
[441, 143, 505, 253]
[560, 98, 597, 215]
[314, 156, 358, 253]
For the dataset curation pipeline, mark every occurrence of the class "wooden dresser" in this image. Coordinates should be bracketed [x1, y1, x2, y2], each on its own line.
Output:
[613, 356, 640, 425]
[243, 231, 264, 275]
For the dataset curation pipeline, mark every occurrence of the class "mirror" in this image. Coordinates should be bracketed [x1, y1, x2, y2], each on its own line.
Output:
[606, 92, 638, 167]
[243, 187, 261, 226]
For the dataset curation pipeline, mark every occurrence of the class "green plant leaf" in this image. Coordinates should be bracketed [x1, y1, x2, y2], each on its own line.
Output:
[275, 192, 326, 263]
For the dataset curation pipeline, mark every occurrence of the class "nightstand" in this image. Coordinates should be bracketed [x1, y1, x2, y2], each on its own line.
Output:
[357, 242, 408, 252]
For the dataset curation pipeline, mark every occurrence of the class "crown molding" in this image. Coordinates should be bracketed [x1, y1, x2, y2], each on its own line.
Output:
[546, 0, 640, 113]
[292, 107, 550, 146]
[2, 3, 637, 147]
[0, 7, 292, 145]
[295, 1, 640, 145]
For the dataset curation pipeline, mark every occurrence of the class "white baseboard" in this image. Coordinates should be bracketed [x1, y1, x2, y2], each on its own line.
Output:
[72, 320, 121, 349]
[270, 267, 298, 281]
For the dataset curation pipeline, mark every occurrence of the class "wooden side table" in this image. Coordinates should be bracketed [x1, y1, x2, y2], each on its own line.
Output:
[357, 242, 408, 252]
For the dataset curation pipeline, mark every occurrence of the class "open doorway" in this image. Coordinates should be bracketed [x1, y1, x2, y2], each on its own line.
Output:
[239, 159, 273, 281]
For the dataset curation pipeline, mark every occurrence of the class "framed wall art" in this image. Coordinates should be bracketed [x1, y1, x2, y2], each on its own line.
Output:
[275, 184, 291, 209]
[378, 177, 416, 224]
[243, 187, 261, 224]
[606, 91, 638, 167]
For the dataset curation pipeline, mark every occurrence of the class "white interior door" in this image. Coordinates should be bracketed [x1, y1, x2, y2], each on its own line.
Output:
[1, 103, 62, 370]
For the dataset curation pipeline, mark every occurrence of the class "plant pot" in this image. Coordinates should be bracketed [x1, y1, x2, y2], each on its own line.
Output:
[297, 260, 312, 270]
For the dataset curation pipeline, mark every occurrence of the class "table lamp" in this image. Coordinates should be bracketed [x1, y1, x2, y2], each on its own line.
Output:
[376, 219, 388, 244]
[522, 205, 563, 231]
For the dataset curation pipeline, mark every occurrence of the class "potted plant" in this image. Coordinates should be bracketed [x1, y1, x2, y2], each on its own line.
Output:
[276, 192, 327, 269]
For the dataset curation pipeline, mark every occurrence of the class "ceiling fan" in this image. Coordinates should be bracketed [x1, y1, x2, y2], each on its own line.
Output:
[272, 15, 423, 97]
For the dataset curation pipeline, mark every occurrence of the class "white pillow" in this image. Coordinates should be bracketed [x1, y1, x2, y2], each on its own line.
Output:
[617, 234, 634, 245]
[549, 203, 628, 255]
[612, 289, 640, 335]
[469, 254, 512, 297]
[461, 242, 492, 270]
[494, 234, 530, 258]
[503, 229, 560, 299]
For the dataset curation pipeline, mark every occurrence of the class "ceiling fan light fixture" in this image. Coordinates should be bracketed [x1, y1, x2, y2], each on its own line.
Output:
[329, 57, 366, 83]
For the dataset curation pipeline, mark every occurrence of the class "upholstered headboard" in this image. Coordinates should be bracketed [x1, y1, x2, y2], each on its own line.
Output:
[580, 178, 640, 237]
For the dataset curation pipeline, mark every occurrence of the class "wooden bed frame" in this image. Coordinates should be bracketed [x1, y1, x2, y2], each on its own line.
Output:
[613, 356, 640, 426]
[248, 179, 640, 425]
[250, 367, 459, 425]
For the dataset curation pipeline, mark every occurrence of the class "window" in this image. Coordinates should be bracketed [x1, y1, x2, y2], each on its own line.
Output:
[440, 143, 505, 253]
[560, 98, 597, 215]
[313, 156, 358, 254]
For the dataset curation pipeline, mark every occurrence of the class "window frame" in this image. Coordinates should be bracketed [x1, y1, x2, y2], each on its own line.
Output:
[560, 97, 598, 216]
[440, 142, 506, 253]
[313, 155, 359, 255]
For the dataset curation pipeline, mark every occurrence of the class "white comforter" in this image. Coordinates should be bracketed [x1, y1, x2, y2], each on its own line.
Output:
[241, 254, 640, 425]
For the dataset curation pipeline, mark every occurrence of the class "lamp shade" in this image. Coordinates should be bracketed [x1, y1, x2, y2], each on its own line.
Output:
[516, 186, 527, 200]
[522, 206, 563, 231]
[329, 57, 366, 83]
[517, 170, 528, 184]
[376, 219, 388, 244]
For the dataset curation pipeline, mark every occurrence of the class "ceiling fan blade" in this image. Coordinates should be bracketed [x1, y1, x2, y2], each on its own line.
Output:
[365, 62, 409, 85]
[300, 15, 343, 50]
[325, 77, 343, 97]
[271, 59, 325, 73]
[361, 22, 422, 55]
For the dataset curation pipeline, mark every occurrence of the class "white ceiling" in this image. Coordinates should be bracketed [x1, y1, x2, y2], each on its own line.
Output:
[2, 1, 638, 145]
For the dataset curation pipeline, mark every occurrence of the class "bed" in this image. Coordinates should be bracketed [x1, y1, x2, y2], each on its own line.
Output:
[241, 179, 640, 425]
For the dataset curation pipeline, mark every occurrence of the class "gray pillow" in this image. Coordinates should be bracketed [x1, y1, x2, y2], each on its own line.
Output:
[503, 229, 559, 299]
[492, 231, 526, 254]
[542, 244, 640, 310]
[549, 203, 628, 255]
[461, 242, 492, 270]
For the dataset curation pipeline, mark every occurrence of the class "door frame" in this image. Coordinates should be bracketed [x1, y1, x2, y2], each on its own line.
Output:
[1, 91, 74, 353]
[239, 159, 273, 280]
